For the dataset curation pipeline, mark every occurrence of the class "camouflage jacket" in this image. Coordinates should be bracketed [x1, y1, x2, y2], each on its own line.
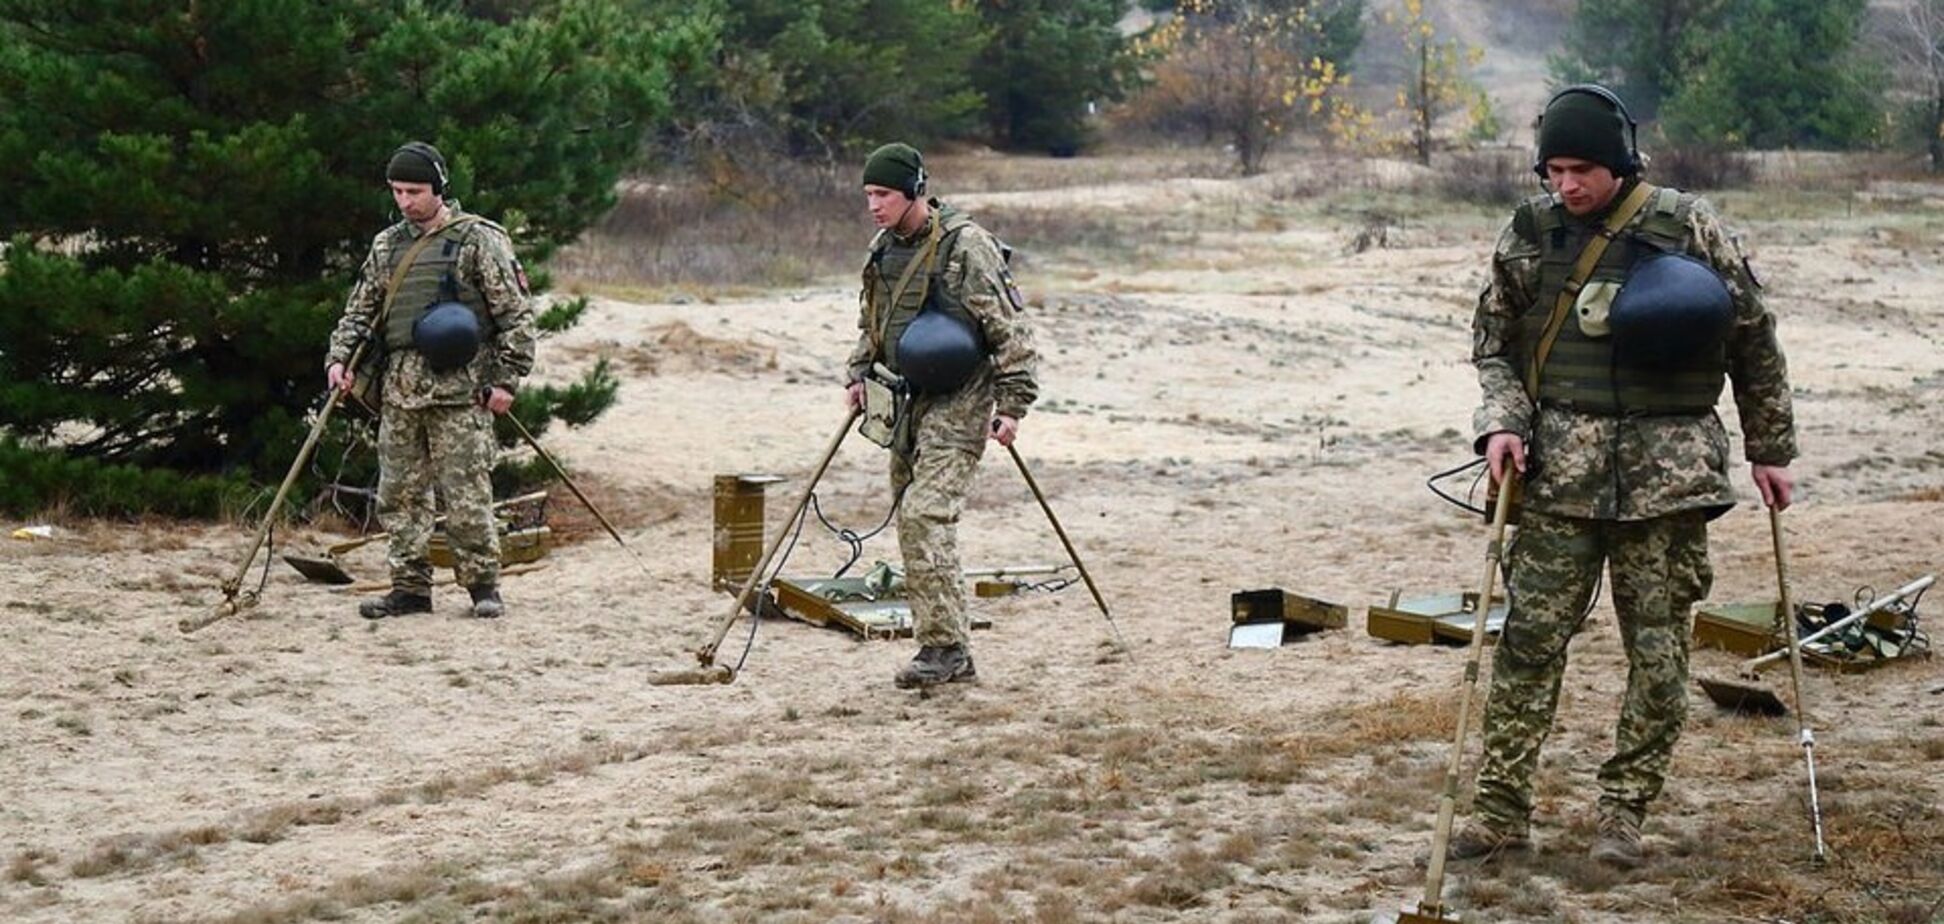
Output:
[326, 203, 537, 410]
[1471, 182, 1797, 520]
[846, 204, 1040, 432]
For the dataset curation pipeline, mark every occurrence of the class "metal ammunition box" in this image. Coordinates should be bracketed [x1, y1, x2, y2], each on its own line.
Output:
[712, 474, 786, 592]
[1367, 592, 1506, 646]
[1692, 601, 1783, 656]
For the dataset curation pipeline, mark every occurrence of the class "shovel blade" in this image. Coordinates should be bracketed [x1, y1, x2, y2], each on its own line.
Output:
[283, 553, 357, 585]
[1698, 675, 1789, 715]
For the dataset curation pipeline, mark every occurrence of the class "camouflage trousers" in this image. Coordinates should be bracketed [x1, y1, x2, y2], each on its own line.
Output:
[888, 392, 992, 649]
[376, 402, 501, 594]
[1473, 509, 1712, 834]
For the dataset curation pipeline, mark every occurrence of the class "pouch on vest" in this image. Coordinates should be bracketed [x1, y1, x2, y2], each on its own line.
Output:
[1573, 279, 1622, 338]
[347, 339, 386, 415]
[859, 362, 908, 450]
[896, 296, 986, 394]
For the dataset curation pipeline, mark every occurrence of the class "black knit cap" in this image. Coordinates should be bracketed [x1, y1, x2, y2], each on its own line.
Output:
[386, 141, 447, 190]
[862, 142, 924, 199]
[1536, 88, 1636, 176]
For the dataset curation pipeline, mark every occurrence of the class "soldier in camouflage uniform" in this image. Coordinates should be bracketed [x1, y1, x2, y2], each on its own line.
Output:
[325, 142, 537, 620]
[842, 143, 1040, 688]
[1450, 87, 1797, 867]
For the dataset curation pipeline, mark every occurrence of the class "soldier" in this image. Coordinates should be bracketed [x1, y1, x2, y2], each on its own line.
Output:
[325, 142, 536, 620]
[842, 142, 1040, 688]
[1451, 87, 1796, 867]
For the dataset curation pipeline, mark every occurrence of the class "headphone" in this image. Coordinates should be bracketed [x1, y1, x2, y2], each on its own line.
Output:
[907, 159, 928, 201]
[1532, 84, 1641, 179]
[392, 141, 450, 195]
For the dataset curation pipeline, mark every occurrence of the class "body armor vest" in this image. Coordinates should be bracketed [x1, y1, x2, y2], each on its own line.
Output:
[382, 218, 492, 353]
[862, 206, 987, 380]
[1512, 187, 1727, 415]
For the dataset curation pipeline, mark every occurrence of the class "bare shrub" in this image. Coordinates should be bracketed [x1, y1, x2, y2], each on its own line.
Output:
[1652, 144, 1755, 192]
[1435, 149, 1531, 206]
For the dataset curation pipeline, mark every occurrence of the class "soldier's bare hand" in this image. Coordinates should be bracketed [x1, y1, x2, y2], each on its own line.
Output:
[989, 415, 1019, 447]
[1484, 431, 1527, 484]
[1752, 464, 1793, 511]
[845, 382, 865, 412]
[481, 386, 515, 415]
[326, 362, 353, 394]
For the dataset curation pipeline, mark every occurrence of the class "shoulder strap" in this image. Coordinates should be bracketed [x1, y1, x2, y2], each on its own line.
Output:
[1524, 182, 1657, 398]
[374, 215, 482, 332]
[870, 214, 946, 353]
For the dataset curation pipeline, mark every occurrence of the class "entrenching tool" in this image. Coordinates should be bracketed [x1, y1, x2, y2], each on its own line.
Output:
[1393, 474, 1518, 924]
[281, 491, 550, 584]
[503, 411, 657, 583]
[1698, 572, 1936, 714]
[1005, 443, 1134, 660]
[651, 409, 860, 686]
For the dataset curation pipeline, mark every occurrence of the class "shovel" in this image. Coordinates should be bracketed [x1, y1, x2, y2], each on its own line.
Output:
[1389, 472, 1519, 924]
[650, 408, 859, 686]
[281, 491, 553, 584]
[1698, 571, 1935, 714]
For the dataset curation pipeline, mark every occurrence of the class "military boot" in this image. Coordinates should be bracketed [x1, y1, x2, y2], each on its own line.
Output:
[467, 584, 504, 619]
[1417, 821, 1530, 867]
[893, 644, 977, 689]
[1590, 811, 1644, 868]
[359, 589, 431, 620]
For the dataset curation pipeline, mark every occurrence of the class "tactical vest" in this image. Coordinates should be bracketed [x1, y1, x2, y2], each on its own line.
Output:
[861, 206, 986, 377]
[1512, 186, 1727, 415]
[381, 217, 493, 352]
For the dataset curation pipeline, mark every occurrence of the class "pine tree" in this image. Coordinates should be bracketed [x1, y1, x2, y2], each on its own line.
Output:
[0, 0, 716, 516]
[970, 0, 1137, 155]
[1660, 0, 1881, 148]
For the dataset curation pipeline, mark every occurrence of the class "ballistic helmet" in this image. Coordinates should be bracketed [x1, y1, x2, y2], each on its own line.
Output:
[896, 305, 985, 393]
[412, 301, 482, 372]
[1611, 252, 1733, 368]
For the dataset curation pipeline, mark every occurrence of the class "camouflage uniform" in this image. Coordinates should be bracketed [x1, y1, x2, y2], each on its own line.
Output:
[326, 204, 536, 595]
[847, 203, 1039, 649]
[1468, 180, 1796, 835]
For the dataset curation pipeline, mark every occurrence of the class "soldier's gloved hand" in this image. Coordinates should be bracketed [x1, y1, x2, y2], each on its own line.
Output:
[1751, 464, 1793, 511]
[1484, 431, 1527, 484]
[845, 382, 865, 412]
[326, 362, 353, 394]
[989, 415, 1019, 447]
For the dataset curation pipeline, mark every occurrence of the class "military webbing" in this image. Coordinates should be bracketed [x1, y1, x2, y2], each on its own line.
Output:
[870, 213, 945, 354]
[1524, 182, 1658, 398]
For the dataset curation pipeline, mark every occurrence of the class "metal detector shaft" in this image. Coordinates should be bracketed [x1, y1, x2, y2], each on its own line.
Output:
[1768, 507, 1826, 862]
[1005, 443, 1133, 660]
[695, 409, 860, 668]
[504, 411, 655, 581]
[185, 346, 365, 634]
[1415, 475, 1517, 921]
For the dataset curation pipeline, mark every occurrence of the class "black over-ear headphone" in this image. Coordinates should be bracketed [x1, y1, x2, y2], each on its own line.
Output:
[1532, 84, 1641, 179]
[393, 141, 450, 195]
[908, 158, 928, 200]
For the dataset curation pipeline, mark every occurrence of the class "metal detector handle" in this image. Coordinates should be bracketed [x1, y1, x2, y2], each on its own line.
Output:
[1742, 573, 1935, 672]
[1418, 473, 1518, 918]
[695, 408, 860, 668]
[1005, 443, 1134, 660]
[1767, 507, 1826, 863]
[184, 349, 362, 634]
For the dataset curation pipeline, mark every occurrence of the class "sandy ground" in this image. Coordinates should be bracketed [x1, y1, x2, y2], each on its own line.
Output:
[3, 156, 1942, 924]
